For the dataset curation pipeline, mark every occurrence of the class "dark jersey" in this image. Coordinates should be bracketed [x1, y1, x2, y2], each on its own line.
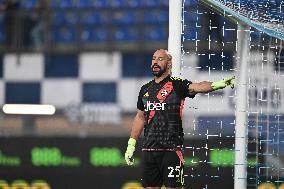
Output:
[137, 75, 195, 150]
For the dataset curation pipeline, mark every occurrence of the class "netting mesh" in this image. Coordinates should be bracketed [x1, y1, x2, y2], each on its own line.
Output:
[182, 0, 284, 188]
[199, 0, 284, 40]
[246, 35, 284, 188]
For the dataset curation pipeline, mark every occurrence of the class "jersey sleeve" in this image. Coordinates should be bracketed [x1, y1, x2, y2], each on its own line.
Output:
[137, 87, 144, 111]
[181, 79, 195, 98]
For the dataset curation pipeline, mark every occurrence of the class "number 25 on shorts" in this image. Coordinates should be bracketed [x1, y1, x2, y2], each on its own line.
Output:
[167, 166, 180, 178]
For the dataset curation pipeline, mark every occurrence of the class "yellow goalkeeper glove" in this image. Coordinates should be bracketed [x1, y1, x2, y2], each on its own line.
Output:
[211, 76, 235, 90]
[125, 138, 136, 165]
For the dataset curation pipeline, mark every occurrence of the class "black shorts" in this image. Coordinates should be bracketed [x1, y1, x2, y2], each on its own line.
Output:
[141, 150, 185, 188]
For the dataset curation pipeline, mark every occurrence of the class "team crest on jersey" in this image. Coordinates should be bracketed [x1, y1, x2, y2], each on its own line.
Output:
[161, 90, 168, 97]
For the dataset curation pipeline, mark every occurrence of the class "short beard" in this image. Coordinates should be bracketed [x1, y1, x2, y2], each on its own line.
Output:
[152, 66, 166, 77]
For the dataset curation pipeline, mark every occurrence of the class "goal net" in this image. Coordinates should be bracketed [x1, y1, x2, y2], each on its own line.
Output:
[181, 0, 284, 188]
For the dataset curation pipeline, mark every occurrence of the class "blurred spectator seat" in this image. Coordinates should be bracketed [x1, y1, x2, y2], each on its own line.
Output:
[51, 26, 76, 44]
[108, 0, 125, 7]
[126, 0, 142, 7]
[111, 10, 137, 25]
[141, 0, 165, 7]
[81, 27, 108, 43]
[2, 0, 177, 45]
[144, 26, 167, 41]
[52, 11, 78, 25]
[113, 27, 139, 41]
[77, 0, 93, 8]
[107, 0, 143, 7]
[51, 0, 76, 8]
[88, 0, 108, 8]
[21, 0, 37, 9]
[80, 11, 107, 25]
[77, 0, 122, 8]
[143, 9, 168, 24]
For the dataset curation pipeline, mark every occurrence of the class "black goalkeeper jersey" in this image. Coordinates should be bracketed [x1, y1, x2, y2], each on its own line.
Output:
[137, 75, 195, 150]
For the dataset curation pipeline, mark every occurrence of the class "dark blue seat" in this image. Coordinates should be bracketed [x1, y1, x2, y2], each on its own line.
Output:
[80, 11, 106, 24]
[158, 10, 168, 23]
[77, 0, 109, 7]
[108, 0, 125, 7]
[52, 26, 76, 44]
[21, 0, 37, 9]
[143, 10, 168, 24]
[141, 0, 163, 7]
[112, 11, 136, 24]
[144, 26, 167, 41]
[77, 0, 92, 8]
[113, 27, 139, 41]
[64, 12, 78, 25]
[92, 0, 108, 8]
[81, 27, 108, 42]
[52, 12, 65, 25]
[52, 12, 78, 25]
[51, 0, 75, 8]
[126, 0, 142, 7]
[108, 0, 143, 8]
[161, 0, 169, 6]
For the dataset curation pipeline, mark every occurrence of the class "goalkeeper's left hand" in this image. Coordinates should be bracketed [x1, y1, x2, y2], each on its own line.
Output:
[211, 76, 235, 90]
[125, 138, 136, 166]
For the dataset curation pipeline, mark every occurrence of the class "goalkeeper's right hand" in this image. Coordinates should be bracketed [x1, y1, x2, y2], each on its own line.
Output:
[125, 138, 136, 165]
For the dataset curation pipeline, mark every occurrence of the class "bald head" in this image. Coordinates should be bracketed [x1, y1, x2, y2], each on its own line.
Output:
[155, 49, 172, 61]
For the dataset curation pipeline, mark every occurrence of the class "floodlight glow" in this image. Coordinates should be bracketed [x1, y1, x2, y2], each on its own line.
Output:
[2, 104, 56, 115]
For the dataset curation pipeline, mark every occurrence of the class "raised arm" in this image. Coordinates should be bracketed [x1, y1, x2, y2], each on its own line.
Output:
[188, 76, 235, 96]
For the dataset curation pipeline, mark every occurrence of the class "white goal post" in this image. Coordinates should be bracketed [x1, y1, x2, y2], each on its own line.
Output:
[168, 1, 250, 188]
[168, 0, 183, 77]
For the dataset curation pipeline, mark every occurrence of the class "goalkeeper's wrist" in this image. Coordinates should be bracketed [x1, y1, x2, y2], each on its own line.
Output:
[211, 80, 226, 90]
[128, 138, 136, 147]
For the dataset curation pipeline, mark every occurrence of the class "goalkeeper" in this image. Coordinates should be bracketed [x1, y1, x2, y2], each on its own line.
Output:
[125, 49, 235, 189]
